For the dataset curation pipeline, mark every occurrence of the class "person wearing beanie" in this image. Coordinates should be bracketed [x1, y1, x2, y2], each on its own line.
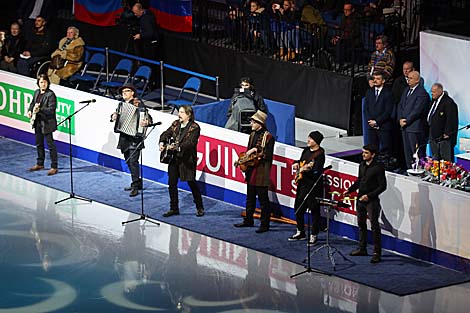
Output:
[288, 130, 325, 245]
[234, 110, 275, 233]
[343, 144, 387, 263]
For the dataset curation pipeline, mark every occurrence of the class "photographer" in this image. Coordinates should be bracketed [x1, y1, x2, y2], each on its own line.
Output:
[131, 2, 158, 61]
[225, 77, 267, 132]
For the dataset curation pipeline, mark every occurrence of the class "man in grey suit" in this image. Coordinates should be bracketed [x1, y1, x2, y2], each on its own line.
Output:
[397, 71, 430, 169]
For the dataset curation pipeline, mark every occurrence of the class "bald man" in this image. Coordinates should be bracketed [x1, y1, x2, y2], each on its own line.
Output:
[396, 71, 430, 169]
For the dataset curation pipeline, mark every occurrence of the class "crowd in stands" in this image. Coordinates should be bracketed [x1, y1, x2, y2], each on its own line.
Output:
[223, 0, 401, 66]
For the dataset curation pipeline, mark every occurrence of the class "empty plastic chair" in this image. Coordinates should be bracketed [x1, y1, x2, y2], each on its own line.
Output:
[69, 52, 105, 92]
[167, 77, 202, 113]
[131, 65, 152, 97]
[99, 58, 133, 97]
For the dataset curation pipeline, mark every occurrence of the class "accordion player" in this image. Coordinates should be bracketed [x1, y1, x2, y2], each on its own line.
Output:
[110, 84, 153, 196]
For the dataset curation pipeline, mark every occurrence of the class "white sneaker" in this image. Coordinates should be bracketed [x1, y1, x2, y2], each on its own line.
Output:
[288, 231, 306, 241]
[308, 234, 318, 245]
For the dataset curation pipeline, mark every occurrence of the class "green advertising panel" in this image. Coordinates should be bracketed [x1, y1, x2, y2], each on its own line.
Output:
[0, 82, 75, 135]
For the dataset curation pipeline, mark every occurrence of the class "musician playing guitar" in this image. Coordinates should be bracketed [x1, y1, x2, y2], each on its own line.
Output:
[27, 74, 59, 176]
[233, 110, 275, 233]
[110, 83, 151, 197]
[288, 131, 325, 244]
[159, 105, 205, 218]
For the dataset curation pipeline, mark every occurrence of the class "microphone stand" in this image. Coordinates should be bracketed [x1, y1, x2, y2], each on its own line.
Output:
[311, 198, 353, 271]
[122, 124, 160, 227]
[291, 167, 329, 278]
[427, 124, 469, 183]
[55, 101, 93, 205]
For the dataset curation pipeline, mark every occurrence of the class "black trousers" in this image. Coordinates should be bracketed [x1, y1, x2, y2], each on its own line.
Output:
[367, 128, 392, 155]
[430, 139, 453, 162]
[294, 182, 321, 235]
[401, 131, 425, 169]
[356, 199, 382, 254]
[123, 148, 142, 189]
[168, 162, 204, 212]
[244, 184, 270, 228]
[35, 128, 58, 168]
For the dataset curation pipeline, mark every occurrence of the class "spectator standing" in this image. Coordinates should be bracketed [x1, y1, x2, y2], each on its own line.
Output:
[367, 35, 395, 84]
[427, 83, 459, 161]
[331, 2, 361, 66]
[392, 61, 415, 104]
[364, 72, 395, 156]
[396, 71, 430, 169]
[132, 3, 159, 61]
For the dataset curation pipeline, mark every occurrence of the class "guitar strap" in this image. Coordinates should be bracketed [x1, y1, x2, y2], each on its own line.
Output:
[176, 120, 192, 145]
[303, 148, 323, 164]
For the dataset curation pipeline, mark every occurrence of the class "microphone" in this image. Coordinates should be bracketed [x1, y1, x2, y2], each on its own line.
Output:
[323, 165, 333, 171]
[79, 99, 96, 104]
[146, 122, 162, 127]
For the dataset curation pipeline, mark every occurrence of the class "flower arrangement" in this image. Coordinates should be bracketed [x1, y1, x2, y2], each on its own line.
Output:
[420, 157, 470, 191]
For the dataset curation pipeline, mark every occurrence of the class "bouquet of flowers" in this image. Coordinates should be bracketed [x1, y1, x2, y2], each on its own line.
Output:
[421, 157, 470, 191]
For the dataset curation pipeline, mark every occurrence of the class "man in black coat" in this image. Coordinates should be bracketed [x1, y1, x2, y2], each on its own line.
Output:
[344, 144, 387, 263]
[427, 83, 459, 161]
[396, 71, 430, 169]
[132, 2, 158, 61]
[364, 72, 394, 156]
[27, 74, 58, 176]
[391, 61, 415, 105]
[288, 131, 325, 245]
[111, 84, 152, 197]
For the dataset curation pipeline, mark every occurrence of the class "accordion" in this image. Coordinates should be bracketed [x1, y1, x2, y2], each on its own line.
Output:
[113, 101, 147, 137]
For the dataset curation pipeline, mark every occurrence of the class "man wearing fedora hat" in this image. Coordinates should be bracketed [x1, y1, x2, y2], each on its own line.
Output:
[234, 110, 275, 233]
[111, 83, 152, 197]
[288, 131, 325, 245]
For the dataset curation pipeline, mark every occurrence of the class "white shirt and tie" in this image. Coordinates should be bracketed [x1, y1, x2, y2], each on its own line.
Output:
[375, 86, 383, 101]
[427, 93, 444, 123]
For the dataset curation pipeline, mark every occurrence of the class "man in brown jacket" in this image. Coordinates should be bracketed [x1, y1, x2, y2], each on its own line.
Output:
[234, 110, 275, 233]
[159, 105, 205, 217]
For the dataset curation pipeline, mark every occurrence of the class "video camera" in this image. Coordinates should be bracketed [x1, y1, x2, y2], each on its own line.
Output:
[115, 0, 139, 35]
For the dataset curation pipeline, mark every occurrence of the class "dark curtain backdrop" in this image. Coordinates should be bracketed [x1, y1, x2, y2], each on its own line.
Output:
[161, 35, 353, 130]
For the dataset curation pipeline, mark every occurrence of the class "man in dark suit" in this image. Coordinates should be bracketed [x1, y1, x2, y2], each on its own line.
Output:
[427, 83, 459, 161]
[397, 71, 430, 169]
[392, 61, 414, 104]
[364, 72, 394, 157]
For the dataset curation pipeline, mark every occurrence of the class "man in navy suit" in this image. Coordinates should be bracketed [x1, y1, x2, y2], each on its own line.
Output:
[427, 83, 459, 161]
[364, 72, 394, 156]
[397, 71, 430, 169]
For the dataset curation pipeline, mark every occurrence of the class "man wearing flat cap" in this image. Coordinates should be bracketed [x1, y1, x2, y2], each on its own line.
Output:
[110, 83, 152, 197]
[288, 131, 325, 245]
[234, 110, 275, 233]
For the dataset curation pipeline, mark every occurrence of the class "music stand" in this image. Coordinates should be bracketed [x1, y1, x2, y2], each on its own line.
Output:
[122, 124, 160, 227]
[311, 197, 353, 271]
[290, 168, 328, 278]
[55, 101, 93, 205]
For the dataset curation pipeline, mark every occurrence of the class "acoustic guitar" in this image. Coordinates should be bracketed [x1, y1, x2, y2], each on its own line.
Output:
[235, 151, 263, 172]
[160, 138, 178, 164]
